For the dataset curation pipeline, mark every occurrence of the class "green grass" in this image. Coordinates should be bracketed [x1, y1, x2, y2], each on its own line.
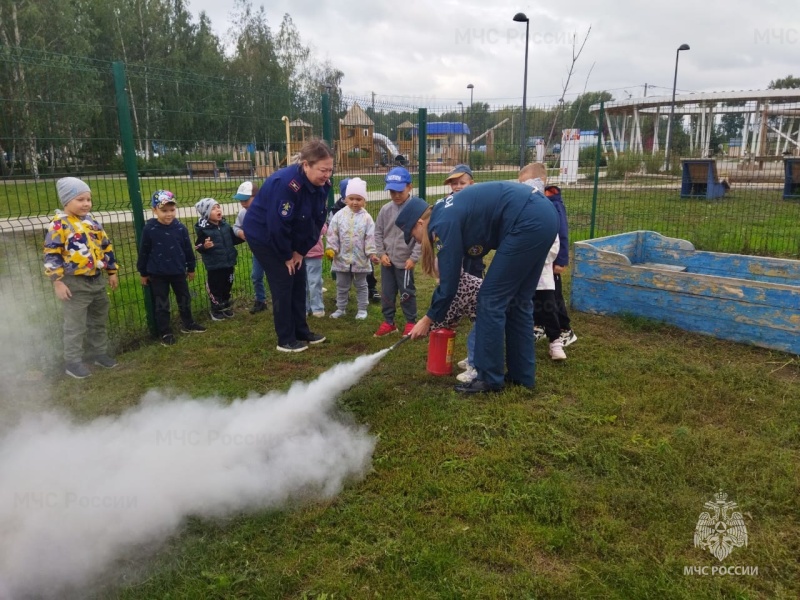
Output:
[33, 270, 800, 600]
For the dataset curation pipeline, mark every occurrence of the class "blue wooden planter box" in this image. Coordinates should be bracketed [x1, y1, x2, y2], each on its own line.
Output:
[572, 231, 800, 355]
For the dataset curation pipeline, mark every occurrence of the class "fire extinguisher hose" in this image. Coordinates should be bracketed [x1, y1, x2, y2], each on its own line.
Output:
[387, 334, 411, 351]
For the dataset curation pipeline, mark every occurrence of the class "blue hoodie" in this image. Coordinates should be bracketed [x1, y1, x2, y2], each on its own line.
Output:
[545, 185, 569, 267]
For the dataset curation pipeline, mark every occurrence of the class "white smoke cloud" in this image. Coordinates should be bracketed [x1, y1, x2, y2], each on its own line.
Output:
[0, 351, 385, 599]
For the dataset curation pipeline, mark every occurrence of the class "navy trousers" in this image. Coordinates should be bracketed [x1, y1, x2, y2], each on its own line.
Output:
[473, 194, 559, 388]
[248, 243, 312, 347]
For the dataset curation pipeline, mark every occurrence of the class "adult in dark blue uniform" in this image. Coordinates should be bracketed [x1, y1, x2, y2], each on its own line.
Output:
[396, 181, 559, 393]
[243, 139, 332, 353]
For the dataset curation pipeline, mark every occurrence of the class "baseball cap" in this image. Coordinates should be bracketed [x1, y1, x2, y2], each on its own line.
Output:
[384, 167, 412, 192]
[395, 197, 430, 245]
[151, 189, 177, 209]
[233, 181, 254, 201]
[444, 164, 473, 184]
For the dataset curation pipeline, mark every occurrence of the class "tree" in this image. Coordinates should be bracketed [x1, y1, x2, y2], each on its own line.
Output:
[768, 75, 800, 89]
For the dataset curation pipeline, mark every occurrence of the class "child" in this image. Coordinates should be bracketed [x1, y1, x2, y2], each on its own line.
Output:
[544, 184, 578, 347]
[373, 167, 421, 337]
[439, 164, 480, 378]
[194, 198, 241, 321]
[44, 177, 119, 379]
[519, 163, 566, 360]
[330, 178, 379, 302]
[137, 190, 206, 347]
[441, 164, 484, 275]
[325, 178, 377, 320]
[231, 181, 269, 314]
[306, 223, 328, 318]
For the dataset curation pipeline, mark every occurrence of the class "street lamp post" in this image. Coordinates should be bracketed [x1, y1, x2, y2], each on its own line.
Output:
[466, 84, 475, 161]
[513, 13, 530, 169]
[457, 101, 465, 162]
[664, 43, 690, 171]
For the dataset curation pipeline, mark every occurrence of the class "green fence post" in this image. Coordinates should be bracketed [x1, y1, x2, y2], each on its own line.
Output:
[418, 108, 427, 200]
[112, 61, 156, 336]
[321, 87, 335, 209]
[589, 100, 605, 240]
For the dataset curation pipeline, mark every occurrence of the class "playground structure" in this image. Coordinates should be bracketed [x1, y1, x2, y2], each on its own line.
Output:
[470, 119, 510, 167]
[589, 89, 800, 183]
[337, 102, 407, 170]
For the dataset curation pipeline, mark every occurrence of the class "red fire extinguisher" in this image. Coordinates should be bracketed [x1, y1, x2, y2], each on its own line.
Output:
[427, 328, 456, 376]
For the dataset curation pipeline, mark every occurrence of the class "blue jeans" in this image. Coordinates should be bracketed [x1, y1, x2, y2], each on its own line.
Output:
[305, 257, 324, 313]
[466, 324, 476, 365]
[251, 256, 267, 303]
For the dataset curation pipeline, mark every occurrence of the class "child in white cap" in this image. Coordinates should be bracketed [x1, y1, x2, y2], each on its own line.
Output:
[43, 177, 119, 379]
[325, 178, 377, 320]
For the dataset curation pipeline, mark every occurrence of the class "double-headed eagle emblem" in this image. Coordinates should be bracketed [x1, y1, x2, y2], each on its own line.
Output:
[694, 491, 748, 561]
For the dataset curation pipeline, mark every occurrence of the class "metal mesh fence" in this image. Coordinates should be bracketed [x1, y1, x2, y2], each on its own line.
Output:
[2, 48, 799, 357]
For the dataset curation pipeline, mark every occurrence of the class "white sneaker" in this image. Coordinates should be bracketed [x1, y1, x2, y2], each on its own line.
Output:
[560, 329, 578, 347]
[457, 358, 470, 370]
[534, 325, 547, 343]
[456, 367, 477, 383]
[312, 311, 325, 318]
[330, 309, 346, 319]
[355, 310, 368, 320]
[549, 339, 567, 360]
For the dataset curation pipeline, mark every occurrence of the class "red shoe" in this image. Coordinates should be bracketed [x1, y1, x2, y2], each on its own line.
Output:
[374, 322, 398, 337]
[403, 322, 415, 336]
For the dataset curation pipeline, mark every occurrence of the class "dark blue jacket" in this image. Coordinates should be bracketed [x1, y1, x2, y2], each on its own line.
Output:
[194, 218, 240, 271]
[426, 181, 554, 322]
[242, 164, 330, 261]
[545, 185, 569, 267]
[137, 219, 195, 277]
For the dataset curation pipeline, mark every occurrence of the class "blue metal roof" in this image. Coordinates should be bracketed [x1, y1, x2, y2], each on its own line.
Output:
[413, 122, 471, 135]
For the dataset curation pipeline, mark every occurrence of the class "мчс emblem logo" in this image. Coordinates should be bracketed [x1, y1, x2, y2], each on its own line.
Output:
[694, 491, 748, 561]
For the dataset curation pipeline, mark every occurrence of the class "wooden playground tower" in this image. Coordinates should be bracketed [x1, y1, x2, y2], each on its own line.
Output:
[338, 102, 375, 170]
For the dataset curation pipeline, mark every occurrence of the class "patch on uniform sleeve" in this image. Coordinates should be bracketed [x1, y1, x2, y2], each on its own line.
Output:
[467, 245, 483, 256]
[288, 180, 301, 192]
[280, 201, 294, 218]
[434, 235, 443, 252]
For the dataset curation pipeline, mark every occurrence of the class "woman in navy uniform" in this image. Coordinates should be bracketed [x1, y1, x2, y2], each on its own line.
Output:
[243, 139, 332, 353]
[396, 181, 558, 393]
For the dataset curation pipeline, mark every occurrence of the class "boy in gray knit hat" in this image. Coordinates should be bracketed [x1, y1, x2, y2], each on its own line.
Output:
[44, 177, 119, 379]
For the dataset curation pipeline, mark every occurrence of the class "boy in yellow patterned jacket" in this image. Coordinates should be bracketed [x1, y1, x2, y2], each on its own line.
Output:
[44, 177, 119, 379]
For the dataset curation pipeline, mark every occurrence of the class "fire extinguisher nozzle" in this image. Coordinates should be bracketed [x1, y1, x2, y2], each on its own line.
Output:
[388, 335, 411, 351]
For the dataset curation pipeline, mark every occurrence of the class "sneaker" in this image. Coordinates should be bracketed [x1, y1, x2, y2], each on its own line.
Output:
[330, 309, 346, 319]
[250, 301, 267, 314]
[456, 367, 477, 383]
[322, 287, 328, 293]
[161, 334, 177, 347]
[92, 354, 118, 369]
[374, 322, 398, 337]
[559, 329, 578, 347]
[181, 322, 207, 333]
[355, 310, 368, 320]
[210, 310, 226, 321]
[276, 340, 308, 353]
[222, 308, 234, 318]
[303, 333, 326, 345]
[369, 290, 382, 304]
[534, 325, 547, 343]
[549, 339, 567, 361]
[402, 322, 415, 336]
[457, 358, 470, 370]
[311, 311, 325, 318]
[65, 362, 91, 379]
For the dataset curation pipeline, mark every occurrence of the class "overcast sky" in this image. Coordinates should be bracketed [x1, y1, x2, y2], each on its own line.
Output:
[189, 0, 798, 107]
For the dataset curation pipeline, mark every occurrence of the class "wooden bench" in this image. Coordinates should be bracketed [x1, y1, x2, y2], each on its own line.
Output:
[783, 158, 800, 199]
[680, 159, 728, 199]
[224, 160, 254, 179]
[186, 161, 218, 179]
